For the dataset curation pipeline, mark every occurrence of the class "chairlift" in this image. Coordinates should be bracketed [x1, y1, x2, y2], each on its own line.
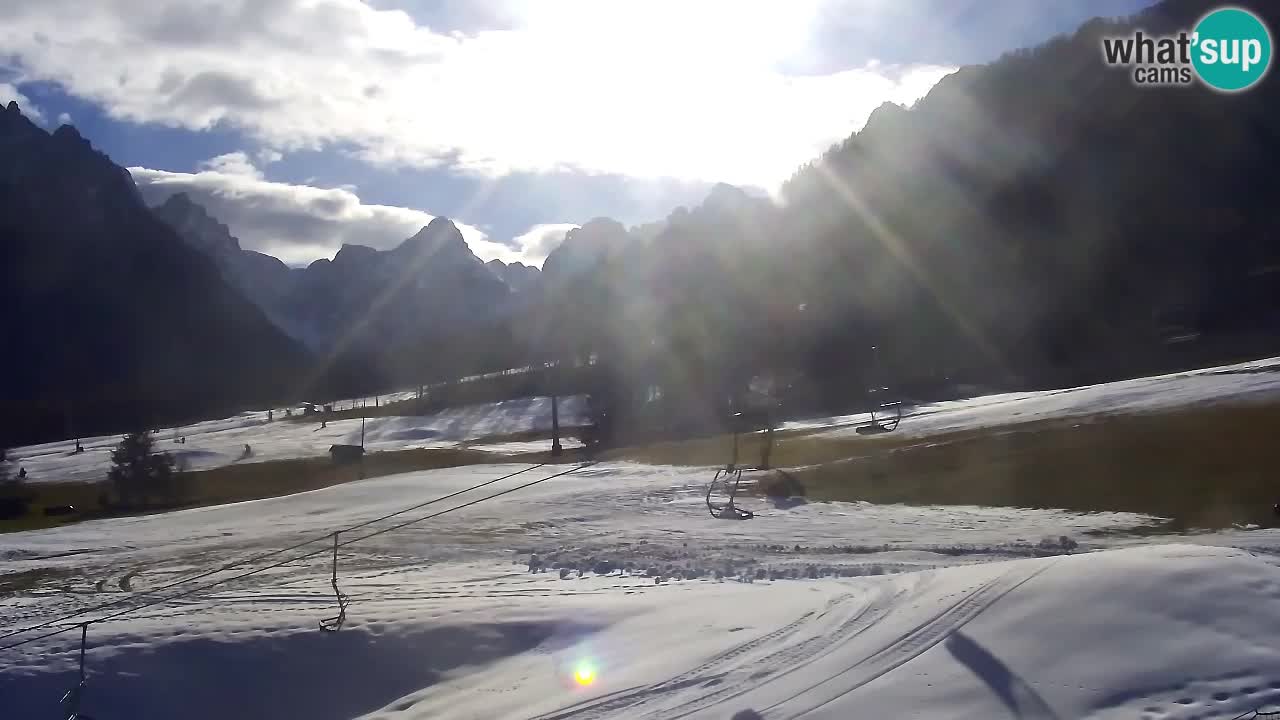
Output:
[704, 411, 776, 521]
[319, 531, 350, 631]
[855, 346, 904, 435]
[855, 388, 902, 435]
[706, 465, 754, 520]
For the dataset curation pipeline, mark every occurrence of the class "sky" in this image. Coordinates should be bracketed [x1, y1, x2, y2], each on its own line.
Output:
[1, 0, 1156, 268]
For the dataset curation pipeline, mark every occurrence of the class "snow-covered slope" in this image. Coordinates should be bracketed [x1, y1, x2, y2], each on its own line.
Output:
[15, 355, 1280, 486]
[397, 545, 1280, 720]
[8, 395, 588, 484]
[782, 356, 1280, 437]
[7, 359, 1280, 719]
[3, 459, 1279, 719]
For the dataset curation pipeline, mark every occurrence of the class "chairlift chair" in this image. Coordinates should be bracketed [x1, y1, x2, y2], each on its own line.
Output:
[855, 386, 903, 435]
[705, 412, 759, 520]
[706, 465, 754, 520]
[854, 346, 904, 435]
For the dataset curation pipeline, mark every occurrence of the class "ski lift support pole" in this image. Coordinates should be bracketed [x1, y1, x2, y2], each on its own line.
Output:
[550, 360, 562, 457]
[551, 393, 562, 457]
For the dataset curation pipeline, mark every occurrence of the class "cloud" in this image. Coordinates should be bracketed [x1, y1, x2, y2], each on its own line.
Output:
[56, 111, 72, 126]
[366, 0, 526, 36]
[510, 224, 576, 267]
[256, 148, 283, 165]
[3, 0, 957, 189]
[0, 82, 44, 123]
[129, 153, 552, 267]
[199, 151, 262, 178]
[461, 223, 575, 268]
[464, 236, 528, 267]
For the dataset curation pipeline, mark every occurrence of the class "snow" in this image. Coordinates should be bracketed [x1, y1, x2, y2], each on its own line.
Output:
[782, 356, 1280, 438]
[7, 395, 588, 485]
[15, 355, 1280, 485]
[4, 458, 1280, 719]
[6, 360, 1280, 718]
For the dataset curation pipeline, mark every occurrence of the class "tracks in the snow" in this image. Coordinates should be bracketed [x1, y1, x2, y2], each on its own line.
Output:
[530, 581, 908, 720]
[755, 560, 1053, 718]
[650, 582, 910, 720]
[531, 561, 1054, 720]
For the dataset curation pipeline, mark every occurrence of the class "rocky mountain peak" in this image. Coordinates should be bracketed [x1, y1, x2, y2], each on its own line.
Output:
[51, 123, 85, 144]
[394, 216, 482, 269]
[332, 243, 378, 265]
[0, 102, 46, 145]
[153, 193, 241, 253]
[486, 258, 540, 292]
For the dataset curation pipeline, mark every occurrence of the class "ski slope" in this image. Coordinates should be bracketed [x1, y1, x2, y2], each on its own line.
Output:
[3, 459, 1280, 719]
[13, 355, 1280, 486]
[782, 356, 1280, 437]
[6, 360, 1280, 718]
[7, 395, 588, 485]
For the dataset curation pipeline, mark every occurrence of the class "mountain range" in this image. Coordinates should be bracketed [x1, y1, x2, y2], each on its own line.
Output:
[5, 0, 1280, 447]
[0, 90, 663, 448]
[153, 193, 518, 351]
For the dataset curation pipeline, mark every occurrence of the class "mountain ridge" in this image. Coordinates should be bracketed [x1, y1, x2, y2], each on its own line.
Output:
[153, 191, 526, 387]
[0, 102, 314, 446]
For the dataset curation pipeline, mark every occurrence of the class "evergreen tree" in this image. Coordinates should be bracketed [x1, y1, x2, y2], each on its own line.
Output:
[107, 431, 177, 508]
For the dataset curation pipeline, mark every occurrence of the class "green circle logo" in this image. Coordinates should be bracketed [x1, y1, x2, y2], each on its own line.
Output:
[1191, 7, 1272, 92]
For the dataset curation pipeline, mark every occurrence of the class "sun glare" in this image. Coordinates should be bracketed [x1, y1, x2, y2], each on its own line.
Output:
[500, 0, 843, 187]
[525, 0, 818, 69]
[573, 662, 597, 687]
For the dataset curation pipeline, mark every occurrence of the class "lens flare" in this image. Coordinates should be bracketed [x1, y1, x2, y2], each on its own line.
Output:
[573, 662, 597, 687]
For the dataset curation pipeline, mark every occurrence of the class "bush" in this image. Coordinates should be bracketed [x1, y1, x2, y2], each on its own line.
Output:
[107, 431, 179, 508]
[757, 469, 806, 498]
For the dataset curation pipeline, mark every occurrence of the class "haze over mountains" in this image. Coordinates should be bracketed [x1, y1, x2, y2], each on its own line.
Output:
[153, 192, 516, 353]
[4, 0, 1280, 447]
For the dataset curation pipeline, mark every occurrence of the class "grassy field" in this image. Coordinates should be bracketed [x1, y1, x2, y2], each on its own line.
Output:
[0, 444, 590, 534]
[606, 402, 1280, 531]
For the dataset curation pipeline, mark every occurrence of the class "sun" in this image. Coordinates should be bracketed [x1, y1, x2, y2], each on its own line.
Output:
[525, 0, 817, 69]
[494, 0, 842, 187]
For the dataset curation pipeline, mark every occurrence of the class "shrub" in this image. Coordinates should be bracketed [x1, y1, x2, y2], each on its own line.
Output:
[757, 469, 806, 498]
[107, 431, 178, 508]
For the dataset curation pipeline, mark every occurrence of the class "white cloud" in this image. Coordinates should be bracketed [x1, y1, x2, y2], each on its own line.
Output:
[0, 82, 44, 123]
[56, 111, 72, 126]
[199, 151, 262, 178]
[510, 223, 576, 267]
[256, 147, 283, 165]
[129, 153, 549, 267]
[3, 0, 956, 189]
[465, 236, 528, 267]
